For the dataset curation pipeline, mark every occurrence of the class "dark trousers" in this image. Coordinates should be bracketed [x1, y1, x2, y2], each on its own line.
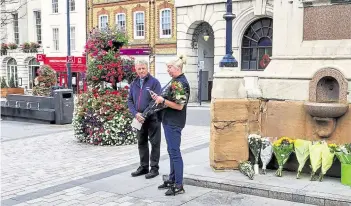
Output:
[163, 124, 183, 186]
[137, 119, 161, 171]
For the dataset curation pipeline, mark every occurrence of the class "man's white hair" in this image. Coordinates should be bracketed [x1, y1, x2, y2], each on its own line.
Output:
[135, 60, 149, 68]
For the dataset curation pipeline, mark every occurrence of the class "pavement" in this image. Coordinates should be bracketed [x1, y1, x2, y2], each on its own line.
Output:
[1, 106, 350, 206]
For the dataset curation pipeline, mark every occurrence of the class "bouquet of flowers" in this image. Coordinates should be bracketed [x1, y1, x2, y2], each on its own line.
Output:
[141, 79, 189, 120]
[335, 143, 351, 186]
[309, 141, 324, 181]
[294, 139, 312, 179]
[260, 137, 276, 174]
[335, 143, 351, 164]
[248, 134, 262, 174]
[319, 143, 337, 181]
[239, 161, 255, 180]
[273, 137, 295, 177]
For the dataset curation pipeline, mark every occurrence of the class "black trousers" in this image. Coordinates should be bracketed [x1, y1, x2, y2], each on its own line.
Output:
[137, 118, 161, 171]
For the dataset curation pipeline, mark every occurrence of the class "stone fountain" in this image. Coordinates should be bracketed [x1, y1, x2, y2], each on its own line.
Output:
[304, 68, 349, 138]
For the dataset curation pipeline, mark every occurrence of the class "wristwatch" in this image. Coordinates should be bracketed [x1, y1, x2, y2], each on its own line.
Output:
[162, 98, 166, 104]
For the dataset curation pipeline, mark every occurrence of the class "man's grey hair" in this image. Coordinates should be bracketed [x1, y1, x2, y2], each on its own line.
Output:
[135, 60, 149, 67]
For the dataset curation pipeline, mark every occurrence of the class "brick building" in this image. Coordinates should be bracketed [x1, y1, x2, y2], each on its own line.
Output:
[87, 0, 177, 86]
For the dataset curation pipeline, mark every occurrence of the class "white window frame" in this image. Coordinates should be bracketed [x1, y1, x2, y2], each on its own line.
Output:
[99, 15, 108, 31]
[34, 11, 41, 43]
[52, 0, 58, 13]
[115, 13, 126, 32]
[52, 28, 59, 51]
[13, 13, 19, 44]
[70, 26, 76, 51]
[134, 11, 145, 39]
[160, 9, 172, 38]
[69, 0, 75, 12]
[7, 58, 18, 86]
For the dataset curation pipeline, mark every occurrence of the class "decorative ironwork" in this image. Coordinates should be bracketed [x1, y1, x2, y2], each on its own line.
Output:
[191, 22, 214, 49]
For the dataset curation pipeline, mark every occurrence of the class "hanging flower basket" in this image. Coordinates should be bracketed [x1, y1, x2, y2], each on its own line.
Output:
[102, 40, 124, 52]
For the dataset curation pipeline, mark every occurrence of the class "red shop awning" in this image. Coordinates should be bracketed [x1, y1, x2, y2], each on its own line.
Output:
[36, 54, 87, 73]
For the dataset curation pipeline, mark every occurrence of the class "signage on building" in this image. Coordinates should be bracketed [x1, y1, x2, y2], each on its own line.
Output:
[36, 54, 87, 72]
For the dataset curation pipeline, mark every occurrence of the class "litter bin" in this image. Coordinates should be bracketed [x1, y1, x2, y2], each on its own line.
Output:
[53, 89, 74, 124]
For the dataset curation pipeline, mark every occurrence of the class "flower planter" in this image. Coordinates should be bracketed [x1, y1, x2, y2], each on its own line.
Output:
[341, 163, 351, 186]
[1, 88, 25, 97]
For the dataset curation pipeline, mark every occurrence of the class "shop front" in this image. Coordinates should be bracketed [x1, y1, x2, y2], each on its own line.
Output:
[36, 54, 87, 94]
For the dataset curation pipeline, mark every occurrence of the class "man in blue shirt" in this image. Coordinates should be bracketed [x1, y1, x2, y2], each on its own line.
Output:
[127, 60, 162, 179]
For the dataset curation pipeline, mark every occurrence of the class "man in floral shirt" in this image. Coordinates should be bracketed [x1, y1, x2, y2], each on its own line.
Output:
[152, 55, 190, 196]
[127, 60, 162, 179]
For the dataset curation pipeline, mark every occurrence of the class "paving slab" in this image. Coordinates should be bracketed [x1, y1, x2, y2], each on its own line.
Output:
[163, 147, 351, 206]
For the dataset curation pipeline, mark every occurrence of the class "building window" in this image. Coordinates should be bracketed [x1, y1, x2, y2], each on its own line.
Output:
[13, 13, 19, 44]
[99, 15, 108, 31]
[70, 26, 76, 51]
[52, 28, 59, 51]
[28, 58, 40, 89]
[34, 11, 41, 44]
[116, 13, 126, 32]
[134, 12, 145, 39]
[241, 18, 273, 71]
[70, 0, 75, 12]
[160, 9, 171, 38]
[7, 58, 18, 86]
[52, 0, 58, 13]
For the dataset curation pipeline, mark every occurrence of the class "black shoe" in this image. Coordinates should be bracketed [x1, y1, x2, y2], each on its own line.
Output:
[131, 167, 149, 177]
[145, 170, 159, 179]
[158, 180, 174, 189]
[165, 185, 185, 196]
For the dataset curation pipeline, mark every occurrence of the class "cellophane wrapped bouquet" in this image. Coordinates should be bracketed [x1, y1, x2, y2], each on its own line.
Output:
[248, 134, 262, 174]
[318, 143, 337, 181]
[239, 161, 255, 180]
[309, 141, 324, 181]
[273, 137, 295, 177]
[294, 139, 312, 179]
[260, 137, 276, 175]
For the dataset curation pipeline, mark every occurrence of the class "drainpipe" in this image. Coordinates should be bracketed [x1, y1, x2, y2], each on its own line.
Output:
[219, 0, 238, 67]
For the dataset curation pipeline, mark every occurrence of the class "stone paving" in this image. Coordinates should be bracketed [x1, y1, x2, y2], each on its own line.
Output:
[1, 123, 209, 202]
[1, 107, 314, 206]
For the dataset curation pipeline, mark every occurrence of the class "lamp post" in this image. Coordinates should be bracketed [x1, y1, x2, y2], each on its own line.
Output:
[219, 0, 238, 67]
[66, 0, 72, 89]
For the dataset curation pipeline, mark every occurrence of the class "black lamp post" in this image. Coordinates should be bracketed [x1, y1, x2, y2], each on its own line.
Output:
[66, 0, 72, 89]
[219, 0, 238, 67]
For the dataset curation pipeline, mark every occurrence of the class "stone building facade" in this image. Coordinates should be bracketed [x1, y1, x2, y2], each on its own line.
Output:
[88, 0, 177, 86]
[203, 0, 351, 170]
[175, 0, 274, 102]
[0, 0, 42, 91]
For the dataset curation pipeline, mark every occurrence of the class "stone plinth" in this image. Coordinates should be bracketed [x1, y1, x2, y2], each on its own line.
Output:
[210, 99, 351, 169]
[210, 99, 260, 169]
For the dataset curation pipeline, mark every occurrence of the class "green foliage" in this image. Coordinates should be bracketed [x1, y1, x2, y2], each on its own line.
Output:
[9, 74, 16, 88]
[0, 77, 8, 88]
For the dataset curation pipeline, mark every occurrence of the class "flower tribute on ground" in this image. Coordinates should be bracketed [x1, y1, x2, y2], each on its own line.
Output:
[72, 27, 137, 146]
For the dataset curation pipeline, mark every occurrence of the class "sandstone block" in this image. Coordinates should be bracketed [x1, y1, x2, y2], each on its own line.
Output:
[210, 122, 249, 169]
[261, 101, 307, 138]
[211, 99, 260, 122]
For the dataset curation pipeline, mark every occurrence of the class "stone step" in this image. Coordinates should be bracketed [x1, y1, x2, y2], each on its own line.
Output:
[162, 172, 351, 206]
